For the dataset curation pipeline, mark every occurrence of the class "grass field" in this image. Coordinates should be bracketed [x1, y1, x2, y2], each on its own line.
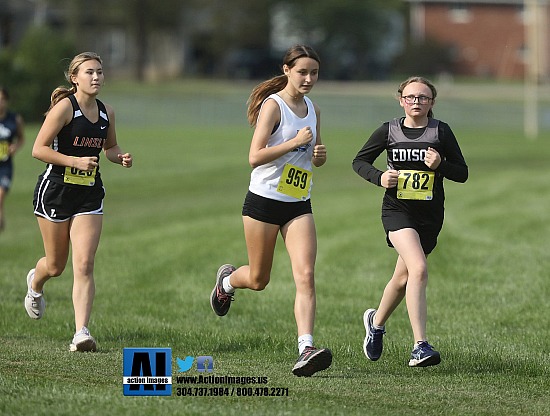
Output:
[1, 79, 550, 415]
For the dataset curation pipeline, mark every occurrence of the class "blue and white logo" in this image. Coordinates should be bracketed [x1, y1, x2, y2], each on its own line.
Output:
[123, 348, 172, 396]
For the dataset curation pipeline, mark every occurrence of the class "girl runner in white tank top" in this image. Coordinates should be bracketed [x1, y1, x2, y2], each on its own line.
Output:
[210, 45, 332, 378]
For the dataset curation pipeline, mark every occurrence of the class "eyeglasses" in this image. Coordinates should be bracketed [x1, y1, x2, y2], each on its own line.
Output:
[401, 95, 433, 105]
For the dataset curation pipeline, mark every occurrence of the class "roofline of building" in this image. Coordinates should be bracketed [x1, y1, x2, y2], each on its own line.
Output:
[405, 0, 549, 5]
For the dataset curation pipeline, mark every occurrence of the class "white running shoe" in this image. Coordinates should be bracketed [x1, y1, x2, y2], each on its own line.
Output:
[24, 269, 45, 319]
[69, 327, 97, 352]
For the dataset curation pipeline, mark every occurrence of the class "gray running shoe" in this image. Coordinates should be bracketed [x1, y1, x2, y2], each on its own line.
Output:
[292, 346, 332, 377]
[210, 264, 236, 316]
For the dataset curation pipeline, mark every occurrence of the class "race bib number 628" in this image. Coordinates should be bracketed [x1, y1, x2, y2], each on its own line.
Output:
[64, 166, 97, 186]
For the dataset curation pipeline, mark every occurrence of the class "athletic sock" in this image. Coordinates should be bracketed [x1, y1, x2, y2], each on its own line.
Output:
[222, 275, 234, 294]
[372, 312, 385, 330]
[29, 288, 42, 297]
[298, 334, 314, 354]
[27, 274, 42, 297]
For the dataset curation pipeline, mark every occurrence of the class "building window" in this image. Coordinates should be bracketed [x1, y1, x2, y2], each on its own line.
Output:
[449, 4, 472, 24]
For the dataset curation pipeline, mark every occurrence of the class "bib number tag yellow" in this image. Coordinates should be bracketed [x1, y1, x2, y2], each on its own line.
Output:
[277, 163, 312, 200]
[64, 166, 97, 186]
[397, 170, 434, 200]
[0, 141, 9, 162]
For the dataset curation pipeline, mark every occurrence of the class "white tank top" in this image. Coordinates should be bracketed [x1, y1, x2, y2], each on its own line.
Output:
[249, 94, 317, 202]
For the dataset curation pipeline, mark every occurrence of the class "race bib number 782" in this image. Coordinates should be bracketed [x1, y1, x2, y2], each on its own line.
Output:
[397, 170, 434, 200]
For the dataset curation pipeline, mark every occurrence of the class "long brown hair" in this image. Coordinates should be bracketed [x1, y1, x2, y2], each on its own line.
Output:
[246, 45, 320, 126]
[46, 52, 103, 115]
[397, 76, 437, 118]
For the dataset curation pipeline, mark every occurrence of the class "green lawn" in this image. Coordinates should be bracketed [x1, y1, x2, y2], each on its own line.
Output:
[1, 80, 549, 415]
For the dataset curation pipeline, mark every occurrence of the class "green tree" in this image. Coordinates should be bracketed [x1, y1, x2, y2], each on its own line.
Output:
[49, 0, 188, 81]
[282, 0, 404, 79]
[0, 25, 75, 121]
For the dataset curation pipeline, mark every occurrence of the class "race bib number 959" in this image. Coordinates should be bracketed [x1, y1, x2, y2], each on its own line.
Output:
[397, 170, 434, 200]
[277, 163, 312, 200]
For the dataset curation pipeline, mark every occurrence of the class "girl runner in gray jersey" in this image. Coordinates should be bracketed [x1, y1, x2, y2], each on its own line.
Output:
[353, 76, 468, 367]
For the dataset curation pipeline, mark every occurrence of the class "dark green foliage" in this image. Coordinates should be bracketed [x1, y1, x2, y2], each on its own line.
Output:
[0, 25, 76, 121]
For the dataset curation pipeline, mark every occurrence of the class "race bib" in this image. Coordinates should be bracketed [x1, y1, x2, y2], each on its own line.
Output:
[277, 163, 312, 200]
[397, 170, 434, 200]
[64, 166, 97, 186]
[0, 141, 9, 162]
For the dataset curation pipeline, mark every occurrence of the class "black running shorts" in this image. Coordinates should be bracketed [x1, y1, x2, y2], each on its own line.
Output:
[382, 206, 442, 255]
[0, 162, 13, 191]
[242, 191, 312, 226]
[33, 176, 105, 222]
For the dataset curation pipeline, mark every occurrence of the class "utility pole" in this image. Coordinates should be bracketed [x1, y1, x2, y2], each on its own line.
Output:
[524, 0, 540, 139]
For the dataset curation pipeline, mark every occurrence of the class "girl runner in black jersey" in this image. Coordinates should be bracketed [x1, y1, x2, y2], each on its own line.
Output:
[353, 76, 468, 367]
[0, 87, 25, 233]
[24, 52, 133, 352]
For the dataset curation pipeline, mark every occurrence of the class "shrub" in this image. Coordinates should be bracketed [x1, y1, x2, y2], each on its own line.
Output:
[0, 25, 76, 121]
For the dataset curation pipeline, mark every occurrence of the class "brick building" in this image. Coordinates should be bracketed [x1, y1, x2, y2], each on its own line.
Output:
[406, 0, 549, 79]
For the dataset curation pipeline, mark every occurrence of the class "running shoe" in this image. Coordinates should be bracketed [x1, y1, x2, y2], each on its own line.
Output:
[291, 346, 333, 377]
[24, 269, 45, 319]
[210, 264, 236, 316]
[363, 308, 385, 361]
[69, 327, 97, 352]
[408, 341, 441, 367]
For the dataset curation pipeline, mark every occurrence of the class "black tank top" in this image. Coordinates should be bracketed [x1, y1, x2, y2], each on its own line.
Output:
[383, 117, 445, 222]
[44, 95, 109, 187]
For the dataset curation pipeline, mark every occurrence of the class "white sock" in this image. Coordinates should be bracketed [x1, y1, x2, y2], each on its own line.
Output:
[222, 275, 234, 294]
[28, 274, 42, 297]
[28, 288, 42, 297]
[298, 334, 314, 354]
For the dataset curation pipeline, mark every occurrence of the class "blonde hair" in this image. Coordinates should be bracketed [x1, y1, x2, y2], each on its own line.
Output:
[397, 76, 437, 118]
[46, 52, 103, 114]
[246, 45, 320, 126]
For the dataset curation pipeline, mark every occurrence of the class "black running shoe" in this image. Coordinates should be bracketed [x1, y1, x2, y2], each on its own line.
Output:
[210, 264, 236, 316]
[291, 346, 332, 377]
[408, 341, 441, 367]
[363, 308, 385, 361]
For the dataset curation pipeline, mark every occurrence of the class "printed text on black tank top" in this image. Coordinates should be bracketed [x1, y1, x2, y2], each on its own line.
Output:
[73, 136, 106, 148]
[391, 148, 427, 162]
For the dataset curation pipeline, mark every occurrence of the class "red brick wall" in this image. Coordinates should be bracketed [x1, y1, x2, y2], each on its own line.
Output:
[424, 4, 529, 78]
